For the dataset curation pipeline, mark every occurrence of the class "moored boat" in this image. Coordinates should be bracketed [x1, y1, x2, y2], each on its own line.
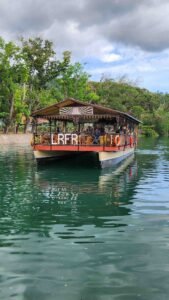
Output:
[31, 98, 141, 168]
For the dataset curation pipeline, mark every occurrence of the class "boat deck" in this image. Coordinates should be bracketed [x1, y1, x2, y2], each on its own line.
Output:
[33, 144, 134, 152]
[32, 132, 136, 153]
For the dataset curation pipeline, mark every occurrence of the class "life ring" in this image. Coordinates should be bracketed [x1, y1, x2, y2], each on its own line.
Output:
[114, 135, 121, 146]
[129, 136, 133, 145]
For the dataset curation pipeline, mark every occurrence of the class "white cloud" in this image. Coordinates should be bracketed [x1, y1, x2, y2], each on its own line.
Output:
[101, 53, 121, 63]
[0, 0, 169, 91]
[1, 0, 169, 53]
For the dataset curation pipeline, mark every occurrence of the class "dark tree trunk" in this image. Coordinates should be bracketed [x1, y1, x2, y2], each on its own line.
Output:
[4, 95, 14, 134]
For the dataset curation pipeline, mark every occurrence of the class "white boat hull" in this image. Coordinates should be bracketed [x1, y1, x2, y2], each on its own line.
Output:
[34, 147, 134, 168]
[99, 148, 134, 168]
[34, 150, 78, 161]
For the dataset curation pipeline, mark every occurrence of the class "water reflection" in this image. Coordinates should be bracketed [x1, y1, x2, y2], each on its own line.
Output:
[0, 148, 139, 236]
[0, 142, 164, 238]
[35, 155, 138, 230]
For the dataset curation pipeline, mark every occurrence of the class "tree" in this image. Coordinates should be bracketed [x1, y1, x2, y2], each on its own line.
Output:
[21, 37, 71, 90]
[19, 37, 72, 114]
[0, 38, 29, 132]
[53, 62, 90, 100]
[154, 105, 169, 136]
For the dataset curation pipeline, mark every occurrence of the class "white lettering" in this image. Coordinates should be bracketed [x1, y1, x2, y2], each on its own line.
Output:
[65, 134, 71, 144]
[51, 134, 58, 145]
[110, 135, 114, 145]
[51, 133, 79, 145]
[58, 133, 64, 144]
[71, 134, 78, 145]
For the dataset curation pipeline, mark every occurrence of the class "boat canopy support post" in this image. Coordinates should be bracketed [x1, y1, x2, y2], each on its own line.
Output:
[49, 118, 52, 144]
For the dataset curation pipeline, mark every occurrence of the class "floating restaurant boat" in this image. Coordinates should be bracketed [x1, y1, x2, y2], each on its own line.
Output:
[31, 98, 141, 168]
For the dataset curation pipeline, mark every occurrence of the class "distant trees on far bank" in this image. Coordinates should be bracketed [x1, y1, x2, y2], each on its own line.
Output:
[0, 36, 169, 136]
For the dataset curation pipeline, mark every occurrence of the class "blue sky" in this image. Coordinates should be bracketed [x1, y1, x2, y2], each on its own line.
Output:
[0, 0, 169, 93]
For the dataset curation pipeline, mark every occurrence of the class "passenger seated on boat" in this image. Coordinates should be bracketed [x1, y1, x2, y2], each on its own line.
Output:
[93, 128, 101, 144]
[40, 133, 50, 144]
[86, 126, 93, 135]
[85, 135, 93, 145]
[53, 133, 58, 143]
[120, 134, 125, 146]
[116, 128, 120, 134]
[79, 132, 86, 144]
[100, 127, 105, 135]
[122, 126, 127, 134]
[99, 135, 104, 145]
[104, 134, 111, 146]
[56, 126, 61, 133]
[109, 126, 115, 134]
[34, 135, 40, 144]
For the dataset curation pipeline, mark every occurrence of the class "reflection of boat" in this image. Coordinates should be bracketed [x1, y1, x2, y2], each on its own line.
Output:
[35, 156, 138, 227]
[100, 154, 135, 177]
[99, 154, 135, 187]
[31, 98, 141, 168]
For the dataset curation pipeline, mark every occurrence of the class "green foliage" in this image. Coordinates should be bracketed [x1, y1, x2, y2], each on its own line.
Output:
[21, 37, 71, 90]
[87, 78, 169, 136]
[0, 36, 169, 136]
[51, 62, 90, 100]
[154, 105, 169, 136]
[0, 37, 72, 131]
[131, 106, 145, 119]
[141, 125, 159, 137]
[0, 37, 29, 131]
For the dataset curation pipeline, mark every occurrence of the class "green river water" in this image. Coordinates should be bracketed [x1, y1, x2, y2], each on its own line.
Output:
[0, 138, 169, 300]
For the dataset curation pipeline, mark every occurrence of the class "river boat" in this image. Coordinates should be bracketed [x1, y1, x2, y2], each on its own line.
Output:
[31, 98, 141, 168]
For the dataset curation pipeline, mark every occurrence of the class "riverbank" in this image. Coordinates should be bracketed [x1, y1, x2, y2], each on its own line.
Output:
[0, 134, 32, 145]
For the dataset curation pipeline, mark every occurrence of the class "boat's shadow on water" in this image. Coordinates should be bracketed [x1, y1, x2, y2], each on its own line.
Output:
[35, 153, 137, 185]
[36, 152, 100, 170]
[36, 152, 137, 183]
[36, 151, 136, 174]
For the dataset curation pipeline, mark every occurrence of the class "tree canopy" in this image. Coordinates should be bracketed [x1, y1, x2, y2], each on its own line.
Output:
[0, 36, 169, 136]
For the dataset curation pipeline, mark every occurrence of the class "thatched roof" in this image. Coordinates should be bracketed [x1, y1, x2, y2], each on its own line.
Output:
[32, 98, 141, 124]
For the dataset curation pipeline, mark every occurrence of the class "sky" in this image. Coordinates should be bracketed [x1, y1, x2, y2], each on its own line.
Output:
[0, 0, 169, 93]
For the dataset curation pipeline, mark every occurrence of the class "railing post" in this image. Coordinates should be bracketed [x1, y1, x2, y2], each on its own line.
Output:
[34, 119, 37, 145]
[78, 134, 80, 151]
[49, 119, 52, 145]
[103, 134, 106, 151]
[78, 122, 80, 151]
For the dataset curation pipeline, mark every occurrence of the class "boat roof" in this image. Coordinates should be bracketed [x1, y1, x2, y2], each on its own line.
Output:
[31, 98, 141, 124]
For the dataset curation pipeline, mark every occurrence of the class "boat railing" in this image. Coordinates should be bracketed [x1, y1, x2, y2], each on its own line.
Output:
[33, 132, 137, 147]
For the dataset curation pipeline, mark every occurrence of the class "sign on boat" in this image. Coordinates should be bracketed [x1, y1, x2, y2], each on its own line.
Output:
[31, 98, 141, 167]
